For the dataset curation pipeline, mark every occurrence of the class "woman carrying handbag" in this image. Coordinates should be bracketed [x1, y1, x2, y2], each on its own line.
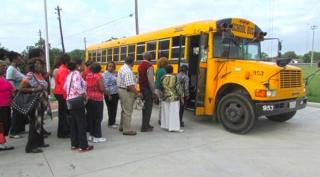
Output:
[19, 58, 50, 153]
[64, 59, 93, 152]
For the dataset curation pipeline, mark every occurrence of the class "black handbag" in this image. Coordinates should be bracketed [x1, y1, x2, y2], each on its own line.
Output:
[66, 72, 86, 110]
[11, 91, 40, 115]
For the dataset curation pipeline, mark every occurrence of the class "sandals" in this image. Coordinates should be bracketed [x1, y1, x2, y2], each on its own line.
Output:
[78, 145, 94, 152]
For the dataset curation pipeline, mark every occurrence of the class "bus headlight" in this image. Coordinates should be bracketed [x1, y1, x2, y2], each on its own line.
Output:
[266, 90, 277, 97]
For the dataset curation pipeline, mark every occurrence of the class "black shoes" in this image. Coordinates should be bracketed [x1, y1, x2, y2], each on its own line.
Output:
[26, 148, 43, 153]
[141, 126, 153, 132]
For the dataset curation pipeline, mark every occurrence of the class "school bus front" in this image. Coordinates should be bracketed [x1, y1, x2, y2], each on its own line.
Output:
[198, 18, 307, 134]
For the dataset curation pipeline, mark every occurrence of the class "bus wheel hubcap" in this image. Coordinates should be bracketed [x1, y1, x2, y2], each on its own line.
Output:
[225, 103, 243, 123]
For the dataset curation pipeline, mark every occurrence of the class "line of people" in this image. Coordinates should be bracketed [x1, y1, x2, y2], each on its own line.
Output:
[0, 49, 190, 153]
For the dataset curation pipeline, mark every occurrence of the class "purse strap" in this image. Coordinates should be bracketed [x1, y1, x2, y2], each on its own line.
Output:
[67, 72, 75, 96]
[31, 73, 41, 87]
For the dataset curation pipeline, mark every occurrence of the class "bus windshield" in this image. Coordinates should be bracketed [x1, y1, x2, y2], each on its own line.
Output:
[214, 33, 261, 60]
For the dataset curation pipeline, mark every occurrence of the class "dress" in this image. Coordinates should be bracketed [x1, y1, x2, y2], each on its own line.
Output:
[160, 74, 183, 131]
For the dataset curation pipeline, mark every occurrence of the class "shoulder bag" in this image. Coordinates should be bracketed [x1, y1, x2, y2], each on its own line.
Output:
[11, 74, 41, 115]
[66, 72, 86, 110]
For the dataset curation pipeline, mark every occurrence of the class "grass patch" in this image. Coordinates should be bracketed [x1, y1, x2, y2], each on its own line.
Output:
[298, 65, 320, 102]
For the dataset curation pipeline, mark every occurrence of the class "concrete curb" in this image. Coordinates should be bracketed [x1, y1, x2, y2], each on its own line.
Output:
[307, 102, 320, 108]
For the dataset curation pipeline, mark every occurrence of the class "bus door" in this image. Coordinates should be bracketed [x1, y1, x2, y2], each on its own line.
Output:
[186, 33, 208, 115]
[195, 33, 208, 115]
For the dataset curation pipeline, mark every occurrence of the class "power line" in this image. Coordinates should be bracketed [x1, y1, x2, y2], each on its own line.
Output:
[63, 14, 133, 39]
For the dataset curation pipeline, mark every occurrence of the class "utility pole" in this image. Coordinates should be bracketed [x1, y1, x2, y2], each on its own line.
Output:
[38, 29, 42, 41]
[55, 5, 65, 53]
[134, 0, 139, 35]
[43, 0, 50, 73]
[310, 25, 318, 67]
[83, 37, 87, 59]
[38, 29, 44, 49]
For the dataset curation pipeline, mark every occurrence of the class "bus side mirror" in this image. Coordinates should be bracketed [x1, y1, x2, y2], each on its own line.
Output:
[278, 41, 282, 57]
[276, 58, 292, 67]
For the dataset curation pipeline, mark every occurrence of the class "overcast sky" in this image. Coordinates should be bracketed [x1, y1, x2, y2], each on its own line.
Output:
[0, 0, 320, 55]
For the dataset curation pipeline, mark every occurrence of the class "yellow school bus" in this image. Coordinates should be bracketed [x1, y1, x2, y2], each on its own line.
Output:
[86, 18, 307, 134]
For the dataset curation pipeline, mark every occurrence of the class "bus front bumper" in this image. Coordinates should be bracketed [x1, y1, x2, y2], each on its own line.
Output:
[255, 97, 307, 116]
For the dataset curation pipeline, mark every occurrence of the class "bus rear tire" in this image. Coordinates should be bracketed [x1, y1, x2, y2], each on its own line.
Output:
[217, 93, 256, 134]
[266, 111, 296, 122]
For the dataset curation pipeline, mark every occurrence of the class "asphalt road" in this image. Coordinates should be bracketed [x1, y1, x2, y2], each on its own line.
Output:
[1, 105, 320, 177]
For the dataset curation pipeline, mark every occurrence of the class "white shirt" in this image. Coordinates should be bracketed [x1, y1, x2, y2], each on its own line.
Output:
[117, 64, 136, 88]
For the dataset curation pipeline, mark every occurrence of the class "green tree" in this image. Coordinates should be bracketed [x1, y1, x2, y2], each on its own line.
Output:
[261, 52, 269, 59]
[68, 49, 84, 60]
[282, 51, 298, 59]
[302, 51, 320, 63]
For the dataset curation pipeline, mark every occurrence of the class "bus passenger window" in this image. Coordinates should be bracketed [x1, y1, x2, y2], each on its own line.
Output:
[120, 46, 127, 61]
[213, 33, 223, 57]
[102, 49, 107, 63]
[171, 36, 185, 60]
[97, 49, 102, 62]
[88, 51, 92, 61]
[136, 42, 145, 60]
[147, 41, 157, 60]
[107, 48, 112, 62]
[113, 48, 119, 61]
[158, 39, 169, 59]
[128, 45, 135, 60]
[93, 51, 97, 62]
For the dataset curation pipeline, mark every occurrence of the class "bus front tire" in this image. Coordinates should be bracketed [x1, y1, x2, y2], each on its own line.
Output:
[266, 111, 296, 122]
[217, 93, 256, 134]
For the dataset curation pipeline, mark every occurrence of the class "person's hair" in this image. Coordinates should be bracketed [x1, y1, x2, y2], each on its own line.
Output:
[125, 56, 134, 65]
[157, 57, 168, 68]
[165, 65, 173, 74]
[85, 60, 94, 67]
[108, 61, 116, 68]
[143, 52, 152, 61]
[67, 58, 83, 71]
[180, 65, 188, 72]
[28, 57, 44, 72]
[52, 56, 63, 69]
[90, 63, 101, 73]
[0, 48, 8, 60]
[28, 48, 44, 59]
[59, 54, 71, 64]
[7, 51, 21, 62]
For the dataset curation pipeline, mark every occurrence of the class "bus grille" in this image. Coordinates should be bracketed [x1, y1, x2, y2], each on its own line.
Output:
[280, 70, 302, 88]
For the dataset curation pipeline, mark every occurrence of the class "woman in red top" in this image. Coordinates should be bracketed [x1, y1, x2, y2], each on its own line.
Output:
[85, 63, 106, 143]
[53, 54, 71, 138]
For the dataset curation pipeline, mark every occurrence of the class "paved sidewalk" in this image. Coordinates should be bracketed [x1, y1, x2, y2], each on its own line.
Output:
[1, 106, 320, 177]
